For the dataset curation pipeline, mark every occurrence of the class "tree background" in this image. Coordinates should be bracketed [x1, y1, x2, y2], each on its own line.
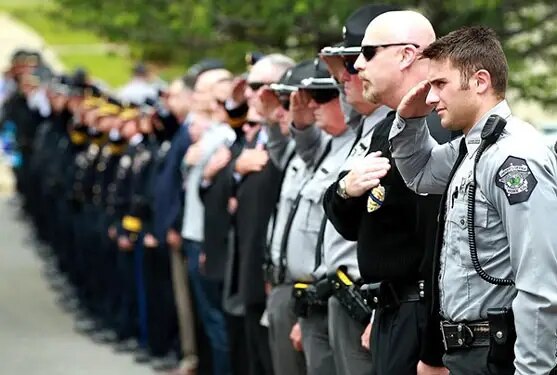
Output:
[49, 0, 557, 106]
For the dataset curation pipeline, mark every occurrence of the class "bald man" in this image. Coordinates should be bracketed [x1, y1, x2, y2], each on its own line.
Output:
[326, 10, 453, 375]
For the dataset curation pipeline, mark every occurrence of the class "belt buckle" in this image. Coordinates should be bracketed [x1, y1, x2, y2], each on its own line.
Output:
[440, 321, 449, 351]
[441, 321, 475, 350]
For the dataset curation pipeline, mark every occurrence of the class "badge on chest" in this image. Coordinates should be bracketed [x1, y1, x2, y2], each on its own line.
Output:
[367, 185, 385, 213]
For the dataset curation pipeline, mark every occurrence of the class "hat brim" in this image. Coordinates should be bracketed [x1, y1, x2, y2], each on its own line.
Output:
[298, 77, 339, 90]
[320, 46, 361, 56]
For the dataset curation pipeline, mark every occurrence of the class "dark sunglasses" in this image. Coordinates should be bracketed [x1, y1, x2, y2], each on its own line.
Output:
[361, 43, 420, 61]
[278, 96, 290, 111]
[246, 120, 262, 127]
[247, 81, 270, 91]
[342, 55, 359, 75]
[307, 89, 339, 104]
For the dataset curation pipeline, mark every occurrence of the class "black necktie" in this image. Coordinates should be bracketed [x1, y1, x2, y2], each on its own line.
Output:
[431, 138, 467, 312]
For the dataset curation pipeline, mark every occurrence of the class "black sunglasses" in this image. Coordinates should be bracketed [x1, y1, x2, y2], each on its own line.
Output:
[247, 81, 271, 91]
[342, 55, 358, 75]
[307, 89, 339, 104]
[278, 96, 290, 110]
[361, 43, 420, 61]
[246, 120, 262, 127]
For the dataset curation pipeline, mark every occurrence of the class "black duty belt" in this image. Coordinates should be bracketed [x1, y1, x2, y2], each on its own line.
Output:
[292, 278, 332, 318]
[360, 280, 425, 309]
[440, 321, 491, 350]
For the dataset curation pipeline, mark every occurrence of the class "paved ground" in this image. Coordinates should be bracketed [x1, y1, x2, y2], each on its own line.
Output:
[0, 195, 155, 374]
[0, 12, 63, 72]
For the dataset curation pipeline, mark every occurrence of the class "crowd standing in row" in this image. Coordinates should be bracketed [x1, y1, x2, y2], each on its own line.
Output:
[2, 4, 557, 375]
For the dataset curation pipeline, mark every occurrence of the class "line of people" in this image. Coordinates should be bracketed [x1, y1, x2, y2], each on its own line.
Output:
[3, 4, 557, 375]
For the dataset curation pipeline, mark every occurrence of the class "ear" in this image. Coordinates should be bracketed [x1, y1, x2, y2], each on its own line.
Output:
[473, 69, 491, 95]
[400, 46, 418, 71]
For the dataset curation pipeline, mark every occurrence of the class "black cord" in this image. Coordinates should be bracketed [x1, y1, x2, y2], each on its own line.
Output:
[468, 142, 514, 286]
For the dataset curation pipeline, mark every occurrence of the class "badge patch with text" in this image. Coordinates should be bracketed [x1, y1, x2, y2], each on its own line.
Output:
[495, 156, 537, 205]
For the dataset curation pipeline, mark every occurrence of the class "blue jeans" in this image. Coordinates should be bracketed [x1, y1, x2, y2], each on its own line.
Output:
[184, 239, 231, 375]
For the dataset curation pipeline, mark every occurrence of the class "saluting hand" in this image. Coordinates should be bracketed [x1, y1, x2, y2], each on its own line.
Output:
[290, 90, 315, 129]
[344, 151, 391, 197]
[257, 89, 281, 123]
[397, 80, 435, 119]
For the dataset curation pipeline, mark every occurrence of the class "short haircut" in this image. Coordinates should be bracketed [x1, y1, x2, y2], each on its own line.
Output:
[255, 53, 296, 80]
[421, 26, 508, 98]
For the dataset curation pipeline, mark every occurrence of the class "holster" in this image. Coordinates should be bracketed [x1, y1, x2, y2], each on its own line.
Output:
[328, 267, 372, 325]
[487, 307, 516, 366]
[360, 281, 400, 309]
[292, 278, 332, 318]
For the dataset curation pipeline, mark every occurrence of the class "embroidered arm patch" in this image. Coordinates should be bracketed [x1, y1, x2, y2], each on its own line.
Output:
[495, 156, 537, 205]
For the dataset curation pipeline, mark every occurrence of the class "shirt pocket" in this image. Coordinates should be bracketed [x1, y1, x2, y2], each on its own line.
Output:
[447, 198, 491, 269]
[300, 183, 326, 233]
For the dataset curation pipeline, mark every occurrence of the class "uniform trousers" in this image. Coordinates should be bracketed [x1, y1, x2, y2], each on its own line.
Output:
[299, 308, 336, 375]
[443, 347, 514, 375]
[267, 284, 306, 375]
[328, 296, 372, 375]
[370, 301, 425, 375]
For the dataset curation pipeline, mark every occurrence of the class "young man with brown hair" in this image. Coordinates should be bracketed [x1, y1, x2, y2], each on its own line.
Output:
[391, 25, 557, 374]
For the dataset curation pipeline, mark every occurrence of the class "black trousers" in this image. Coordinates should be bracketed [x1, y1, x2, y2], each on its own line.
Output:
[443, 347, 514, 375]
[226, 314, 250, 375]
[144, 245, 178, 357]
[370, 302, 425, 375]
[245, 303, 274, 375]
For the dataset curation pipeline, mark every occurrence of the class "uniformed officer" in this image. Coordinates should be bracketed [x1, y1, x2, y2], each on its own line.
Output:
[285, 58, 357, 375]
[263, 60, 317, 375]
[390, 26, 557, 374]
[315, 6, 396, 375]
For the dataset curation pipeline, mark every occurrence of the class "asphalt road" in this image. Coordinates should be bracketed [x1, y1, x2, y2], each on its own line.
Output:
[0, 195, 154, 375]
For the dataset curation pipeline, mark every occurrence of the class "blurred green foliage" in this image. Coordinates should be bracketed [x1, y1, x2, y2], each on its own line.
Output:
[3, 0, 557, 103]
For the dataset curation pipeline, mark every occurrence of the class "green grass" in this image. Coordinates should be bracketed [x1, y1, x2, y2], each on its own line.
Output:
[0, 0, 183, 88]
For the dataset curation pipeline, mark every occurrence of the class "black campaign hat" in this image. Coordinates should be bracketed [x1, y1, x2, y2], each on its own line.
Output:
[322, 4, 401, 56]
[269, 59, 315, 94]
[343, 4, 401, 51]
[299, 58, 338, 90]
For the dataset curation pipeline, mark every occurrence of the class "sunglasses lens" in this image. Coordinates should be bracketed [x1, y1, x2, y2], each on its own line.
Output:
[343, 56, 358, 75]
[279, 97, 290, 110]
[362, 46, 377, 61]
[248, 82, 264, 91]
[308, 89, 339, 104]
[247, 121, 259, 127]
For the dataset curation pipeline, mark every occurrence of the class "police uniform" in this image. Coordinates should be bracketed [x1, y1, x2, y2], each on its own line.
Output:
[390, 100, 557, 374]
[265, 60, 322, 375]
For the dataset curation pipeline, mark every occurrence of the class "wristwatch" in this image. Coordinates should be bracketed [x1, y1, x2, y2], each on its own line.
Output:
[336, 177, 351, 199]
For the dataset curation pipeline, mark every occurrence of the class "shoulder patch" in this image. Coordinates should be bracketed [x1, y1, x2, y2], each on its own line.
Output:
[495, 156, 537, 205]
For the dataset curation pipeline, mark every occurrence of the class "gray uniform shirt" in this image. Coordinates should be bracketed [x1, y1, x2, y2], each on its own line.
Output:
[286, 129, 356, 281]
[389, 100, 557, 374]
[181, 122, 236, 242]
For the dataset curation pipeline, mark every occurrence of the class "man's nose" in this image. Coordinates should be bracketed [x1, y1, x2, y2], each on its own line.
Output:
[354, 54, 365, 72]
[425, 87, 438, 106]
